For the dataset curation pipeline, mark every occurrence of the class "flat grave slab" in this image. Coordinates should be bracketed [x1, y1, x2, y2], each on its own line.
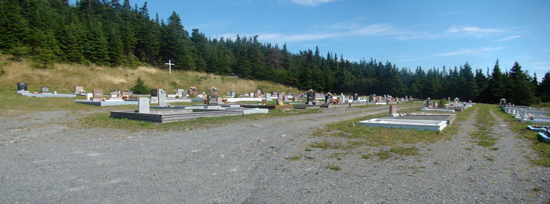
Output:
[293, 105, 320, 109]
[527, 125, 549, 132]
[76, 100, 138, 106]
[538, 132, 550, 143]
[240, 104, 293, 110]
[359, 118, 448, 132]
[110, 109, 244, 123]
[227, 98, 262, 102]
[20, 93, 76, 98]
[383, 114, 455, 125]
[421, 107, 455, 113]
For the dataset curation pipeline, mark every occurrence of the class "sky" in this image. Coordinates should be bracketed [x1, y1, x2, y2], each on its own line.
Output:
[87, 0, 550, 80]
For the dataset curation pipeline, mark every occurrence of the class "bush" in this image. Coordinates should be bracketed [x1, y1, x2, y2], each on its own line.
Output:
[439, 98, 448, 106]
[130, 76, 150, 94]
[190, 93, 196, 98]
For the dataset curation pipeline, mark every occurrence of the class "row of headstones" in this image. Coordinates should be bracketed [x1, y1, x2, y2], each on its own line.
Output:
[89, 89, 132, 101]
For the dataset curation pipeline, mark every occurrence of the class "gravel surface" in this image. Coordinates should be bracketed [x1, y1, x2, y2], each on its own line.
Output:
[0, 105, 548, 203]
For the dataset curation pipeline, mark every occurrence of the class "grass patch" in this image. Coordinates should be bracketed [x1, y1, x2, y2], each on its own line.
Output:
[0, 56, 299, 98]
[285, 155, 302, 161]
[360, 154, 371, 160]
[470, 104, 498, 148]
[490, 147, 499, 151]
[326, 164, 341, 171]
[389, 145, 419, 156]
[533, 187, 541, 192]
[308, 104, 465, 158]
[493, 104, 550, 167]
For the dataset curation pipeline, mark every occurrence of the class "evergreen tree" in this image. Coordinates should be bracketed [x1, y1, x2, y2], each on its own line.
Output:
[539, 72, 550, 102]
[508, 61, 536, 105]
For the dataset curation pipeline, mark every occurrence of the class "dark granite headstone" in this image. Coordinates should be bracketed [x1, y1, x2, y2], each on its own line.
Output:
[306, 91, 315, 105]
[353, 93, 358, 101]
[17, 82, 27, 91]
[207, 95, 219, 106]
[151, 89, 158, 97]
[325, 94, 332, 103]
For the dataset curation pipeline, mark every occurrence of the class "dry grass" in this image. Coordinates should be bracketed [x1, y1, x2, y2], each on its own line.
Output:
[0, 56, 299, 94]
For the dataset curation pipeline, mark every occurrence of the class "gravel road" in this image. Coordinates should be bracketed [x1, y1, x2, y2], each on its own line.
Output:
[0, 104, 548, 203]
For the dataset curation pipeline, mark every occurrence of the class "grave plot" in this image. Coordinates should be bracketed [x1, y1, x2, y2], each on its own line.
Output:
[358, 105, 451, 132]
[538, 131, 550, 143]
[76, 89, 138, 106]
[110, 98, 268, 123]
[502, 104, 550, 124]
[15, 83, 76, 98]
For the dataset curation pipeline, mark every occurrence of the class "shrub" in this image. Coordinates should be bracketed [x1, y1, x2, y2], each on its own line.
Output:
[130, 76, 150, 94]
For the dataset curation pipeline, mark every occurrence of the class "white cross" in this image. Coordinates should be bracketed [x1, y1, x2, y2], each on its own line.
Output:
[165, 60, 175, 74]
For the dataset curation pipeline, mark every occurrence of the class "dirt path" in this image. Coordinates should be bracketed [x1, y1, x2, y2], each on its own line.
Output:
[0, 104, 548, 203]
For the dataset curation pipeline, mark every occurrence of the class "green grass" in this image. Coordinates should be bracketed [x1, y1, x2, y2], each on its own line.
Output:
[326, 164, 341, 171]
[285, 155, 302, 161]
[470, 104, 498, 148]
[493, 105, 550, 167]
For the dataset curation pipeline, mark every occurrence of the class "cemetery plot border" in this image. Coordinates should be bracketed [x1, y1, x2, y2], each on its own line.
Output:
[110, 109, 244, 123]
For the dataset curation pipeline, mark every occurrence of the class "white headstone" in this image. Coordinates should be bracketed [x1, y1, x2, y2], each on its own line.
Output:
[139, 98, 150, 113]
[265, 93, 272, 101]
[158, 91, 167, 107]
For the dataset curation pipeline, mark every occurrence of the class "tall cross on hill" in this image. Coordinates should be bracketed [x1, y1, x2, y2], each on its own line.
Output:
[165, 60, 175, 74]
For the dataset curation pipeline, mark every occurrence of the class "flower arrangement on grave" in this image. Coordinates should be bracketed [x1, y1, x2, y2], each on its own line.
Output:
[210, 87, 217, 91]
[190, 86, 197, 90]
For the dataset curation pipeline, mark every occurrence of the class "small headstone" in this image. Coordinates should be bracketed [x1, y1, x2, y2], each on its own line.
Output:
[293, 94, 299, 102]
[109, 90, 123, 101]
[231, 90, 236, 98]
[257, 90, 262, 95]
[306, 90, 315, 105]
[138, 98, 150, 113]
[189, 87, 199, 97]
[151, 89, 158, 97]
[210, 88, 219, 96]
[74, 86, 84, 94]
[122, 90, 130, 99]
[265, 93, 272, 101]
[325, 92, 333, 104]
[353, 93, 358, 101]
[17, 82, 27, 91]
[388, 105, 398, 117]
[92, 89, 103, 101]
[41, 86, 50, 94]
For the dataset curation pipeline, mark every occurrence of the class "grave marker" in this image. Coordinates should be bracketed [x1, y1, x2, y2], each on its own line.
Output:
[265, 93, 272, 101]
[41, 86, 50, 94]
[207, 95, 219, 106]
[138, 98, 150, 113]
[306, 90, 315, 105]
[92, 89, 103, 101]
[151, 89, 158, 97]
[387, 105, 398, 117]
[165, 60, 175, 74]
[74, 86, 84, 94]
[17, 82, 27, 91]
[158, 90, 167, 107]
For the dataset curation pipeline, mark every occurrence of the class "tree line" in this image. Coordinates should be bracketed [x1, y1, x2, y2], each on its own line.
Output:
[0, 0, 548, 105]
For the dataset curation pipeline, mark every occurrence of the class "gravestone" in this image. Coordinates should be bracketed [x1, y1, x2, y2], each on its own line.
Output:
[353, 93, 358, 101]
[207, 95, 219, 106]
[387, 105, 398, 117]
[189, 87, 199, 97]
[231, 90, 236, 98]
[110, 90, 122, 101]
[405, 95, 408, 101]
[138, 98, 150, 113]
[17, 82, 27, 92]
[293, 94, 299, 102]
[122, 90, 130, 99]
[92, 89, 103, 101]
[272, 92, 278, 97]
[325, 92, 333, 104]
[41, 86, 50, 93]
[306, 90, 315, 105]
[265, 93, 272, 101]
[175, 89, 185, 97]
[211, 89, 219, 96]
[276, 93, 283, 105]
[158, 90, 167, 107]
[257, 90, 262, 95]
[74, 86, 84, 94]
[340, 93, 345, 103]
[150, 89, 158, 97]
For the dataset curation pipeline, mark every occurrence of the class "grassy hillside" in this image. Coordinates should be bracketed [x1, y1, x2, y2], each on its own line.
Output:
[0, 55, 300, 95]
